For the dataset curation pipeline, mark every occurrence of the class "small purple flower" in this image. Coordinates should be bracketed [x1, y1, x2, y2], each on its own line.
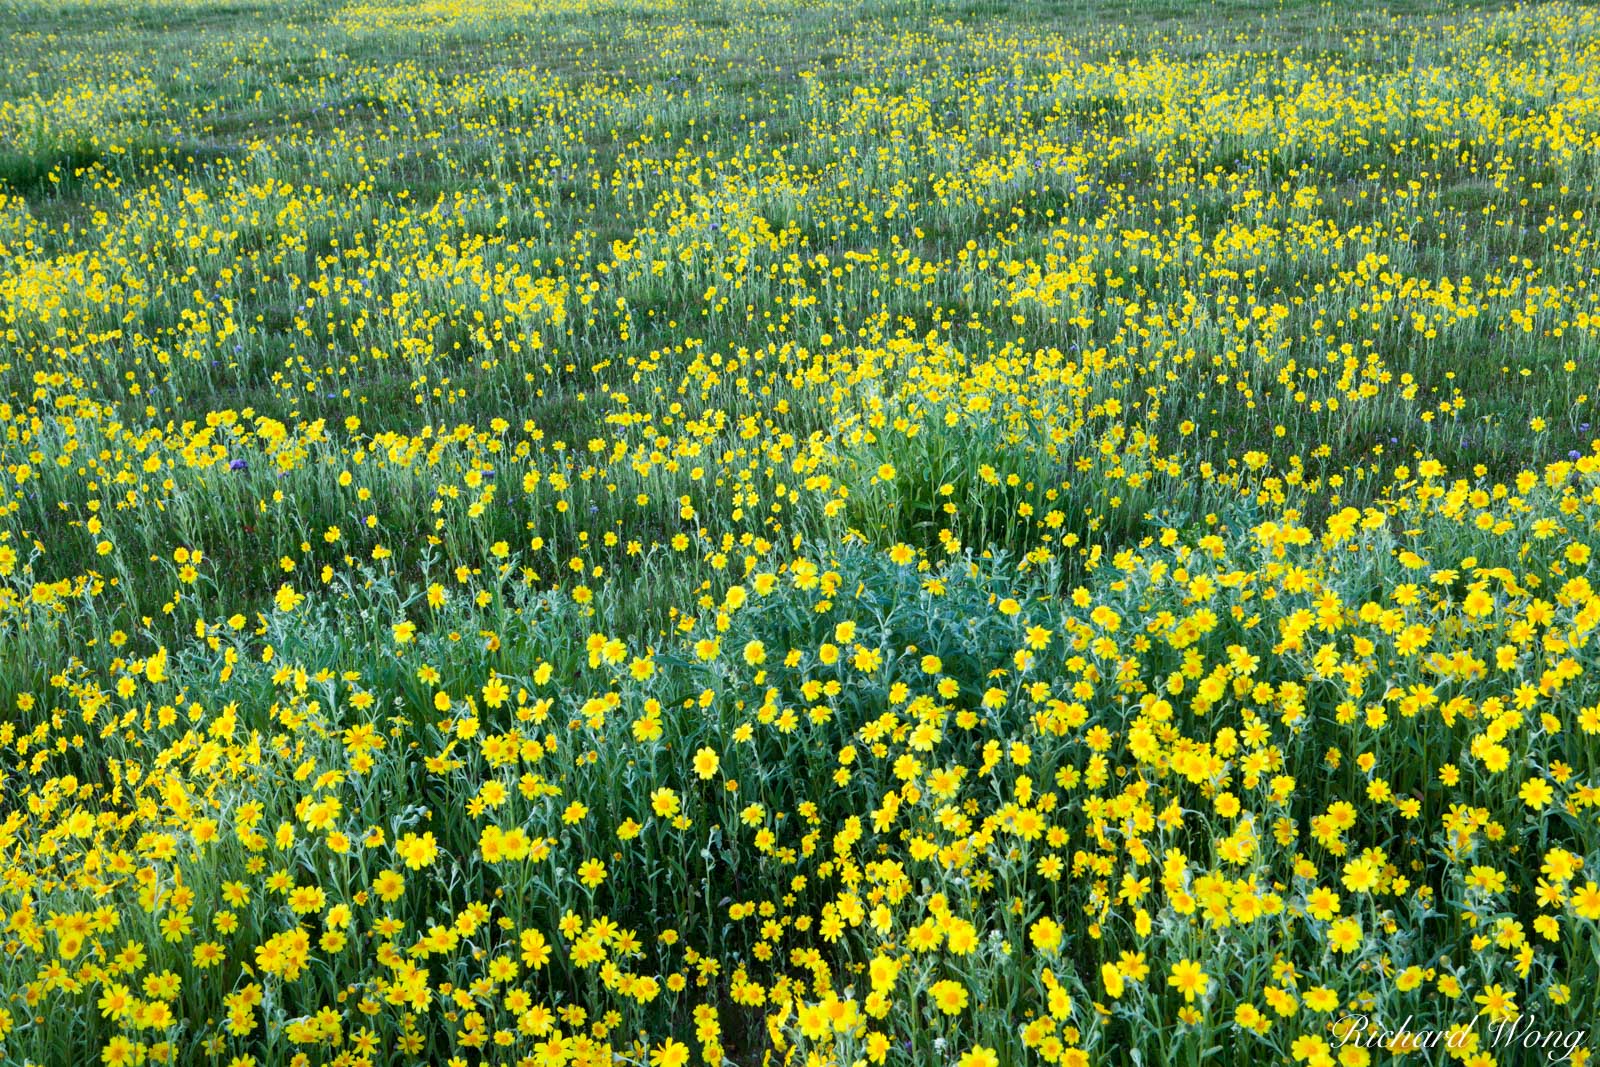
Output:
[1570, 450, 1582, 461]
[229, 459, 248, 472]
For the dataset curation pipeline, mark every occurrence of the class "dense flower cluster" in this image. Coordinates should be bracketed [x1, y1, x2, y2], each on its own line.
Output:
[1, 0, 1598, 1065]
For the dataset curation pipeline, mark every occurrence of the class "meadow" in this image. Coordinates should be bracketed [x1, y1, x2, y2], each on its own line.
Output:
[2, 0, 1599, 1063]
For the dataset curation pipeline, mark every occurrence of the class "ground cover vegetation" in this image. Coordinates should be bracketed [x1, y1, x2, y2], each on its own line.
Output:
[2, 0, 1600, 1063]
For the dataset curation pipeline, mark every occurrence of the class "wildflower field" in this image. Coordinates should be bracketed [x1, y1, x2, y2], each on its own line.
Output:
[3, 0, 1600, 1063]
